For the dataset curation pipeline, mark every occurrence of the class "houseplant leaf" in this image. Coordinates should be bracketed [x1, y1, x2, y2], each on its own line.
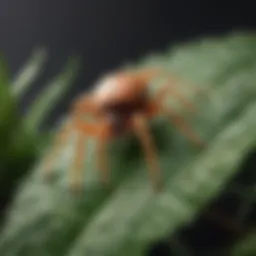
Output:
[24, 57, 80, 133]
[12, 48, 47, 97]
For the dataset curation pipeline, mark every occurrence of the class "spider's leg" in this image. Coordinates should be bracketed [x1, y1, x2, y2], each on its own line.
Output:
[159, 70, 210, 97]
[160, 104, 205, 147]
[156, 82, 197, 113]
[96, 133, 110, 187]
[74, 116, 112, 190]
[132, 113, 162, 192]
[70, 118, 103, 193]
[94, 117, 113, 187]
[43, 121, 72, 180]
[69, 130, 86, 193]
[133, 67, 208, 100]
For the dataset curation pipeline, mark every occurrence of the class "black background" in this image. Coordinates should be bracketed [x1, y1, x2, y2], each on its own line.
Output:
[1, 0, 255, 127]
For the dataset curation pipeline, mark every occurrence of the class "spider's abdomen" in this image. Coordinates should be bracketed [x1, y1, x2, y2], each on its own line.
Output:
[93, 73, 148, 109]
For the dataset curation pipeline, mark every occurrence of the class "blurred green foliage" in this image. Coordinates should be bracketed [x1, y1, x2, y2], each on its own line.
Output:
[0, 32, 255, 255]
[0, 57, 35, 222]
[0, 51, 80, 227]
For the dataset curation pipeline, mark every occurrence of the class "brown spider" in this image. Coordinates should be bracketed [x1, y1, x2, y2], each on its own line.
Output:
[43, 67, 205, 193]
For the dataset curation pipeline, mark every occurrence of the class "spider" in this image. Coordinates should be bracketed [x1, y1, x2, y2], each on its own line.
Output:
[43, 67, 205, 193]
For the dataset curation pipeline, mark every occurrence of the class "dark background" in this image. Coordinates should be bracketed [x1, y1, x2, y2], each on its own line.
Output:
[0, 0, 255, 127]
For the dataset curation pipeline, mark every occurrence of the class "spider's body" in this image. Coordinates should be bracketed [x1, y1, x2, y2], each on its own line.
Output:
[87, 72, 148, 136]
[44, 68, 205, 193]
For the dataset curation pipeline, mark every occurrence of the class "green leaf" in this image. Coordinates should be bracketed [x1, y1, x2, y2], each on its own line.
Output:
[231, 232, 256, 256]
[0, 57, 20, 159]
[0, 56, 39, 228]
[0, 32, 256, 256]
[0, 52, 78, 228]
[24, 57, 80, 132]
[12, 49, 47, 97]
[0, 57, 16, 122]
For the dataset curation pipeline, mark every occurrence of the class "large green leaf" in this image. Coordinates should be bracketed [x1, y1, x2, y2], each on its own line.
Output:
[0, 32, 256, 256]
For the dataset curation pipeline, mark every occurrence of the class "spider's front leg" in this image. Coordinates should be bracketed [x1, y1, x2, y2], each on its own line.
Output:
[146, 97, 205, 148]
[154, 95, 205, 147]
[42, 118, 88, 194]
[153, 76, 206, 147]
[155, 82, 197, 113]
[43, 95, 111, 193]
[162, 104, 205, 147]
[152, 70, 209, 113]
[95, 123, 112, 187]
[132, 112, 163, 192]
[43, 120, 72, 181]
[131, 67, 208, 104]
[69, 116, 112, 193]
[68, 129, 87, 194]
